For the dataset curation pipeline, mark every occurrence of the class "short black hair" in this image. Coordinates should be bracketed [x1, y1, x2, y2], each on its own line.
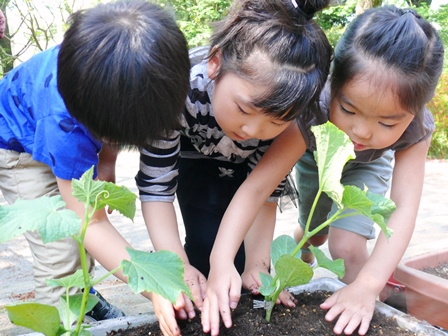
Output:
[57, 0, 190, 148]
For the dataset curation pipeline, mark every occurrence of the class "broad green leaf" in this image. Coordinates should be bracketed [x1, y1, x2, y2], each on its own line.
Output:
[71, 166, 106, 207]
[309, 246, 345, 279]
[122, 248, 191, 304]
[59, 294, 98, 329]
[372, 213, 394, 239]
[6, 303, 67, 336]
[275, 255, 313, 288]
[312, 122, 355, 208]
[259, 272, 275, 297]
[270, 235, 300, 265]
[341, 185, 373, 217]
[0, 196, 81, 243]
[46, 269, 86, 290]
[96, 182, 137, 220]
[367, 191, 396, 222]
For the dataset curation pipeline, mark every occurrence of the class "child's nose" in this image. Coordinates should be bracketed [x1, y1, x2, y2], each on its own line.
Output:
[352, 122, 372, 139]
[241, 122, 262, 138]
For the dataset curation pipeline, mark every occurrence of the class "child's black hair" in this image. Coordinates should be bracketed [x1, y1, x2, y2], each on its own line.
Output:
[208, 0, 332, 122]
[57, 0, 190, 148]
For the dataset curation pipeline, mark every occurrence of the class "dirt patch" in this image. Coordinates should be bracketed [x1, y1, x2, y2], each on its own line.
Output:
[107, 291, 417, 335]
[422, 261, 448, 280]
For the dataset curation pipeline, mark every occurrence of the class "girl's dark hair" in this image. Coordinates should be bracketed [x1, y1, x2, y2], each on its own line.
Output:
[57, 0, 190, 148]
[331, 5, 444, 115]
[208, 0, 332, 122]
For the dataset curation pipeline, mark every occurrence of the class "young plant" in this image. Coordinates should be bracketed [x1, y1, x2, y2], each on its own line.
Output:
[259, 121, 396, 322]
[0, 166, 191, 336]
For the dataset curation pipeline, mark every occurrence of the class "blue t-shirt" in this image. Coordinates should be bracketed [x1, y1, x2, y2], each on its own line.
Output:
[0, 45, 102, 180]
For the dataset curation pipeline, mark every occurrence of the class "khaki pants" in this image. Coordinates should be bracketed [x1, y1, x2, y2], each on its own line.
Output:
[0, 149, 94, 306]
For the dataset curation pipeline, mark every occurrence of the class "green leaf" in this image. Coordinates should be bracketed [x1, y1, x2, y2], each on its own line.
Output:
[270, 235, 299, 266]
[96, 182, 137, 221]
[342, 185, 374, 217]
[122, 248, 191, 304]
[46, 269, 86, 290]
[0, 196, 81, 244]
[275, 255, 313, 288]
[259, 272, 275, 297]
[367, 191, 396, 222]
[71, 166, 137, 220]
[6, 303, 67, 336]
[312, 122, 355, 208]
[309, 246, 345, 279]
[372, 213, 394, 239]
[59, 293, 98, 329]
[71, 166, 106, 207]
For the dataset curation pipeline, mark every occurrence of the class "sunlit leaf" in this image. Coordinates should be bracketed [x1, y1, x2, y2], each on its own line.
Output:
[312, 122, 355, 208]
[96, 182, 137, 220]
[310, 246, 345, 279]
[270, 235, 300, 266]
[46, 269, 86, 290]
[6, 303, 66, 336]
[0, 196, 81, 243]
[275, 255, 313, 288]
[122, 248, 191, 304]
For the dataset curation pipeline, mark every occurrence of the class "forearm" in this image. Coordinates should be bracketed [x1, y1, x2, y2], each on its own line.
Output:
[210, 124, 306, 265]
[84, 218, 132, 281]
[354, 143, 427, 293]
[142, 201, 189, 264]
[243, 202, 276, 272]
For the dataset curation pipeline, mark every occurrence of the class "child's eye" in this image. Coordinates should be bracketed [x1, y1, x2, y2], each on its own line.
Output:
[237, 105, 249, 115]
[340, 105, 355, 115]
[380, 122, 397, 129]
[271, 120, 286, 127]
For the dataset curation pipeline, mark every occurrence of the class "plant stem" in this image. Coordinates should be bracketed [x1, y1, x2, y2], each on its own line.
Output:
[73, 201, 94, 335]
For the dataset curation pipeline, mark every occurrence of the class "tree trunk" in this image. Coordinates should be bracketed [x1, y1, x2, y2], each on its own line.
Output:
[355, 0, 381, 15]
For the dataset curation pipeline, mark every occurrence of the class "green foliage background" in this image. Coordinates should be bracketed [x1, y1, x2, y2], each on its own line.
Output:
[1, 0, 447, 158]
[157, 0, 448, 159]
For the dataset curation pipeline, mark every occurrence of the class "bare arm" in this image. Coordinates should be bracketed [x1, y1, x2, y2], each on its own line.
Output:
[322, 138, 430, 335]
[210, 122, 306, 268]
[97, 144, 119, 183]
[202, 123, 306, 335]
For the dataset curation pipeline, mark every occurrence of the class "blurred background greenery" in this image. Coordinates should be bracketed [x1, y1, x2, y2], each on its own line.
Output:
[0, 0, 446, 158]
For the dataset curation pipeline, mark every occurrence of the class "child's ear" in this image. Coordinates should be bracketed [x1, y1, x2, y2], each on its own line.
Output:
[207, 51, 221, 80]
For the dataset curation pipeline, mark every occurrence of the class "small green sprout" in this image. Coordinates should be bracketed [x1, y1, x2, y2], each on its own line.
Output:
[259, 121, 396, 322]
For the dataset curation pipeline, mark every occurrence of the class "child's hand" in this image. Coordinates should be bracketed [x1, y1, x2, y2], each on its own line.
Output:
[320, 280, 376, 335]
[201, 263, 241, 336]
[242, 267, 297, 307]
[150, 293, 184, 336]
[184, 264, 207, 312]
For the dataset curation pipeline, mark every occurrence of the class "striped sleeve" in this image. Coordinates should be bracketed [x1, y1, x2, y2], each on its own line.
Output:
[135, 131, 180, 202]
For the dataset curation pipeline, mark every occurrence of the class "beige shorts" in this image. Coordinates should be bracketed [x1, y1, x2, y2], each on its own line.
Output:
[0, 149, 94, 306]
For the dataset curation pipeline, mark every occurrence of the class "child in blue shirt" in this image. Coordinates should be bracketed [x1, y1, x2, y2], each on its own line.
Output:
[0, 0, 190, 322]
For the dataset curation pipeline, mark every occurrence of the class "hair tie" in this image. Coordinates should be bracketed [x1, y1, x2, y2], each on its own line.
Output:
[403, 9, 422, 19]
[291, 0, 313, 20]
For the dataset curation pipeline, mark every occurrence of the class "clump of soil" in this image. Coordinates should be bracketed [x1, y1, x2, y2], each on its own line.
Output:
[107, 291, 417, 336]
[422, 261, 448, 280]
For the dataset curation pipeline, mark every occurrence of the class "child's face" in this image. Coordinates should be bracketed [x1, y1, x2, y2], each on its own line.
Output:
[330, 77, 414, 151]
[208, 64, 292, 141]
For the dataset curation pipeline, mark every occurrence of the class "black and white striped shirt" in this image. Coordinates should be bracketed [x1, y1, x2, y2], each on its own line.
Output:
[136, 57, 285, 203]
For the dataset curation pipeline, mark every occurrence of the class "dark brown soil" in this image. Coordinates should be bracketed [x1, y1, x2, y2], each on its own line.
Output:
[422, 261, 448, 280]
[107, 291, 418, 336]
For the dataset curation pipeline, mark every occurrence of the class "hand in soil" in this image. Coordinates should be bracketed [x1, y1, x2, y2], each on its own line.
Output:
[184, 264, 207, 312]
[202, 263, 241, 335]
[150, 292, 185, 336]
[320, 281, 377, 335]
[109, 291, 419, 336]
